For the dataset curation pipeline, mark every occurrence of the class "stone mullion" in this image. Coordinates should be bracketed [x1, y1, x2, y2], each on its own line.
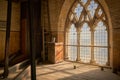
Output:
[65, 31, 69, 60]
[106, 28, 110, 66]
[76, 29, 81, 62]
[90, 29, 95, 64]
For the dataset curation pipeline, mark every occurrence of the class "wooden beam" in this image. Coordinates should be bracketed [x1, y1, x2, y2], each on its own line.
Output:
[28, 0, 36, 80]
[6, 0, 19, 2]
[12, 0, 19, 2]
[3, 0, 12, 78]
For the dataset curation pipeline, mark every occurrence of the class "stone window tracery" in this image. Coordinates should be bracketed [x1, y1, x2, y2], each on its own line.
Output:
[66, 0, 109, 66]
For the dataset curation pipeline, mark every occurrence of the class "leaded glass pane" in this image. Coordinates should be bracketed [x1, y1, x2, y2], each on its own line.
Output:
[94, 21, 107, 46]
[74, 4, 83, 19]
[87, 0, 98, 18]
[68, 46, 77, 61]
[80, 47, 91, 63]
[94, 47, 108, 65]
[80, 23, 91, 45]
[68, 24, 77, 45]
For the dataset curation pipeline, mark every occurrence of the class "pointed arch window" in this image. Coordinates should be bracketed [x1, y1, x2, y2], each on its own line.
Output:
[80, 23, 91, 63]
[94, 21, 108, 65]
[68, 24, 77, 61]
[66, 0, 109, 66]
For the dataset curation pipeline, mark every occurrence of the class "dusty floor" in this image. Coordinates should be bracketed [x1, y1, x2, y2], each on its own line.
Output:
[1, 61, 120, 80]
[35, 61, 120, 80]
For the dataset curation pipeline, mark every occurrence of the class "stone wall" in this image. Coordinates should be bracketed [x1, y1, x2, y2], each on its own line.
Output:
[45, 0, 64, 41]
[47, 0, 120, 71]
[106, 0, 120, 71]
[0, 1, 20, 61]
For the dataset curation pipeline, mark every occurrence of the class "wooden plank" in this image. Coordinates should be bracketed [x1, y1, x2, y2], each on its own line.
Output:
[3, 0, 12, 78]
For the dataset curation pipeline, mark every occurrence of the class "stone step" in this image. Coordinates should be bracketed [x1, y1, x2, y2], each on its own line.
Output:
[0, 59, 30, 80]
[9, 60, 30, 73]
[14, 66, 31, 80]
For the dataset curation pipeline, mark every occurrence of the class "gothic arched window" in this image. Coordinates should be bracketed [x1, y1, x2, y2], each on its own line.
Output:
[66, 0, 109, 66]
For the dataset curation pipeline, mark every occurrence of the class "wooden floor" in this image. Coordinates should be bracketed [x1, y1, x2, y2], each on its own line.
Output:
[35, 61, 120, 80]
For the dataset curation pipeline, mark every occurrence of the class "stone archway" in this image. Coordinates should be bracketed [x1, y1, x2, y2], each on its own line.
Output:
[57, 0, 113, 67]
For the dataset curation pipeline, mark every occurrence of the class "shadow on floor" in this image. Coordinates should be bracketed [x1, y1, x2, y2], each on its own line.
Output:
[36, 62, 120, 80]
